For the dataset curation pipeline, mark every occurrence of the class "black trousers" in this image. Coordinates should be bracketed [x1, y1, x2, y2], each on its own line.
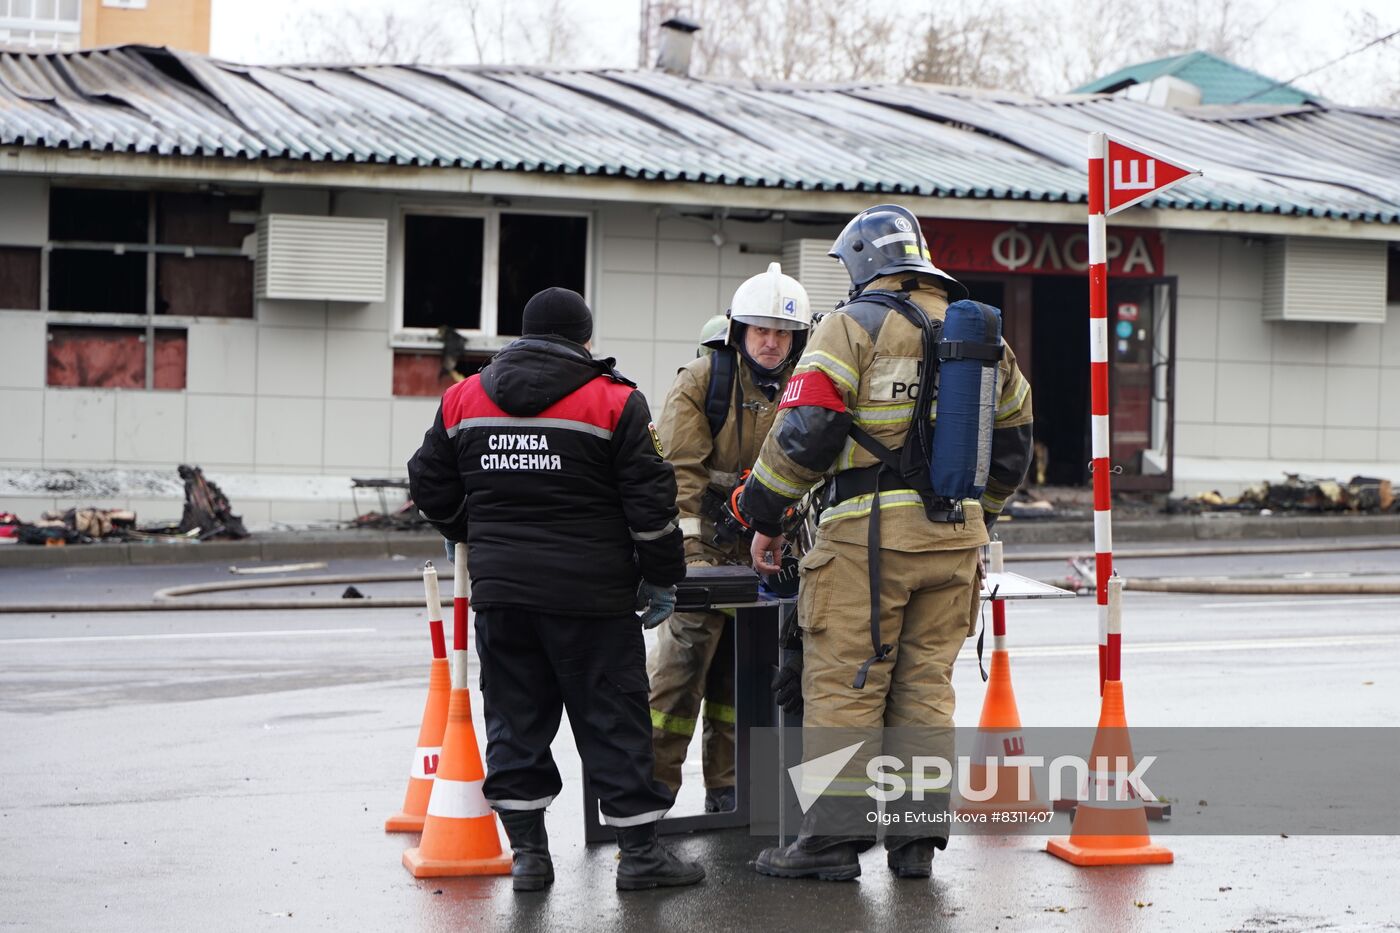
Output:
[474, 608, 675, 826]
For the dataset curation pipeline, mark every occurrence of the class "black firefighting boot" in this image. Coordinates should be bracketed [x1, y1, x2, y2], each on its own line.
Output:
[752, 805, 873, 882]
[885, 837, 939, 879]
[615, 823, 706, 891]
[752, 833, 864, 882]
[704, 786, 736, 813]
[497, 809, 554, 892]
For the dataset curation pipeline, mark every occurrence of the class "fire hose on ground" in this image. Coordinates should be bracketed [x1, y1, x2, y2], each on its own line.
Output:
[2, 540, 1400, 613]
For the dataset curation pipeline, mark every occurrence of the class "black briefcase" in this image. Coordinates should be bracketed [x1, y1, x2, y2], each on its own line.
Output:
[675, 565, 760, 612]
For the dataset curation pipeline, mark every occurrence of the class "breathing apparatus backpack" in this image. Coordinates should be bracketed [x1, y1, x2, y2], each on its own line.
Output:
[841, 291, 1004, 520]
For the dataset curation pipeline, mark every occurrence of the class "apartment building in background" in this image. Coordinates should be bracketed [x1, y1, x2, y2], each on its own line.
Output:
[0, 0, 208, 53]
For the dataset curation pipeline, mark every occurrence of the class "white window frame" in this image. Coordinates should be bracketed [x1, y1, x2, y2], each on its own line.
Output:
[391, 202, 593, 351]
[0, 0, 82, 42]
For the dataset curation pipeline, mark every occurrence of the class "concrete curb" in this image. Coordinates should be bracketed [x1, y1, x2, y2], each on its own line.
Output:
[0, 531, 443, 569]
[994, 513, 1400, 546]
[1, 513, 1397, 568]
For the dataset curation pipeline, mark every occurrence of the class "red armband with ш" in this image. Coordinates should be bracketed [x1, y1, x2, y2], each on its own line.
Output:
[779, 370, 846, 413]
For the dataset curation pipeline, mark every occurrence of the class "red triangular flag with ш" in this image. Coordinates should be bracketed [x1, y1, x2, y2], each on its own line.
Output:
[1105, 136, 1201, 215]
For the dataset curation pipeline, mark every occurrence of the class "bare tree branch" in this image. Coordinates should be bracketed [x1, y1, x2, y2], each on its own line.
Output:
[275, 0, 585, 67]
[281, 7, 455, 65]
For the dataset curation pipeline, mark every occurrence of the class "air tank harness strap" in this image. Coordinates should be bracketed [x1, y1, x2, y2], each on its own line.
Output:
[973, 583, 999, 683]
[854, 463, 893, 690]
[937, 340, 1004, 363]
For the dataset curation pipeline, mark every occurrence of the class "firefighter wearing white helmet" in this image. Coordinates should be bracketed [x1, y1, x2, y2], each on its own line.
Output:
[647, 263, 811, 812]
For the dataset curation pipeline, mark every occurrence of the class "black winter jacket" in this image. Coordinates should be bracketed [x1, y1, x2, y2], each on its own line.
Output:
[408, 336, 685, 616]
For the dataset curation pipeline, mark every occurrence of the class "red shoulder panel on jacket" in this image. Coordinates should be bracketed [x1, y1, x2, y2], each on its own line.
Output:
[444, 374, 631, 432]
[779, 370, 846, 413]
[541, 376, 634, 432]
[441, 375, 500, 426]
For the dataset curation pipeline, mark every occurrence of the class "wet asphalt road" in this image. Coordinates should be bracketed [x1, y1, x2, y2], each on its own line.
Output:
[2, 542, 1398, 931]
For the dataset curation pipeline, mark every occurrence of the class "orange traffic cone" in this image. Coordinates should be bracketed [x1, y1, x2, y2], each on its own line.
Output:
[959, 653, 1051, 816]
[1047, 580, 1173, 866]
[402, 553, 511, 878]
[960, 542, 1049, 818]
[385, 564, 450, 833]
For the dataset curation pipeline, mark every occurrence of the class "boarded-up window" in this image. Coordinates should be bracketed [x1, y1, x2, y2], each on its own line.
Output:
[47, 326, 145, 388]
[393, 350, 491, 397]
[0, 247, 41, 310]
[155, 192, 256, 318]
[153, 330, 188, 389]
[158, 255, 254, 318]
[496, 214, 588, 337]
[402, 215, 485, 330]
[45, 188, 257, 318]
[156, 192, 257, 248]
[47, 326, 187, 389]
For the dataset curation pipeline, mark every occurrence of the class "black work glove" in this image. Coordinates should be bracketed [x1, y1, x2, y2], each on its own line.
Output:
[771, 651, 803, 716]
[635, 581, 678, 630]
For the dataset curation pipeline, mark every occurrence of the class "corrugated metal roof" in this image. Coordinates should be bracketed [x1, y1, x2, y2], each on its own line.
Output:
[1075, 51, 1318, 106]
[1, 45, 1397, 224]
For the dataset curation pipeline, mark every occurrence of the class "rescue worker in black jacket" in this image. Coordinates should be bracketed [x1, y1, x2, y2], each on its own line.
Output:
[407, 287, 704, 892]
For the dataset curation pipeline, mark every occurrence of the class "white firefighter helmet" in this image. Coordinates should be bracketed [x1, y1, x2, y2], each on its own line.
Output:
[729, 262, 812, 333]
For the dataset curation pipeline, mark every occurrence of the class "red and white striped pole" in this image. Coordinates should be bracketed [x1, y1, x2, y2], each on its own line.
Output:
[1087, 132, 1117, 693]
[428, 571, 448, 663]
[452, 543, 469, 691]
[422, 561, 452, 687]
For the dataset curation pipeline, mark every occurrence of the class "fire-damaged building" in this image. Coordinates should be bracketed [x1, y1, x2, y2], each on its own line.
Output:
[1, 42, 1397, 524]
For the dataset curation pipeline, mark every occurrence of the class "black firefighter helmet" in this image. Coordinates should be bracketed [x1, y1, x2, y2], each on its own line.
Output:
[828, 204, 968, 300]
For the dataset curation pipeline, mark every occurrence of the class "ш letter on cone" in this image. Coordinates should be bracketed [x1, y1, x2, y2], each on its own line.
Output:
[386, 562, 452, 832]
[959, 543, 1049, 819]
[402, 558, 511, 877]
[958, 652, 1050, 818]
[401, 687, 512, 876]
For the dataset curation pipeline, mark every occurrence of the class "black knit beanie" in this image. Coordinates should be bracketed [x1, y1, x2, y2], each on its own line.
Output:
[521, 287, 593, 345]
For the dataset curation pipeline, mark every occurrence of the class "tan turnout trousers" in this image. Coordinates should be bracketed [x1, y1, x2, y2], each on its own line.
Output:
[648, 350, 789, 793]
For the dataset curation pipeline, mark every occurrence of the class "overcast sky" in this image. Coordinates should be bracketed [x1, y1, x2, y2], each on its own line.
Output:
[209, 0, 1399, 106]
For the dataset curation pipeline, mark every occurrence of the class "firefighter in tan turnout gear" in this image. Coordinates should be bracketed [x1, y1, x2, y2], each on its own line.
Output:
[738, 206, 1035, 881]
[648, 263, 812, 813]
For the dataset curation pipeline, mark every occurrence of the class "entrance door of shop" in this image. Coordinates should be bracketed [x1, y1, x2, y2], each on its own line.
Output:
[1106, 278, 1176, 491]
[1031, 276, 1090, 485]
[1026, 276, 1175, 490]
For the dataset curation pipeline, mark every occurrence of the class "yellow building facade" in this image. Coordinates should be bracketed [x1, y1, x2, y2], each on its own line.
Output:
[0, 0, 208, 53]
[81, 0, 209, 53]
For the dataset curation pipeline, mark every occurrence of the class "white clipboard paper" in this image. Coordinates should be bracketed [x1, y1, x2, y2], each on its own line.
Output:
[979, 572, 1076, 600]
